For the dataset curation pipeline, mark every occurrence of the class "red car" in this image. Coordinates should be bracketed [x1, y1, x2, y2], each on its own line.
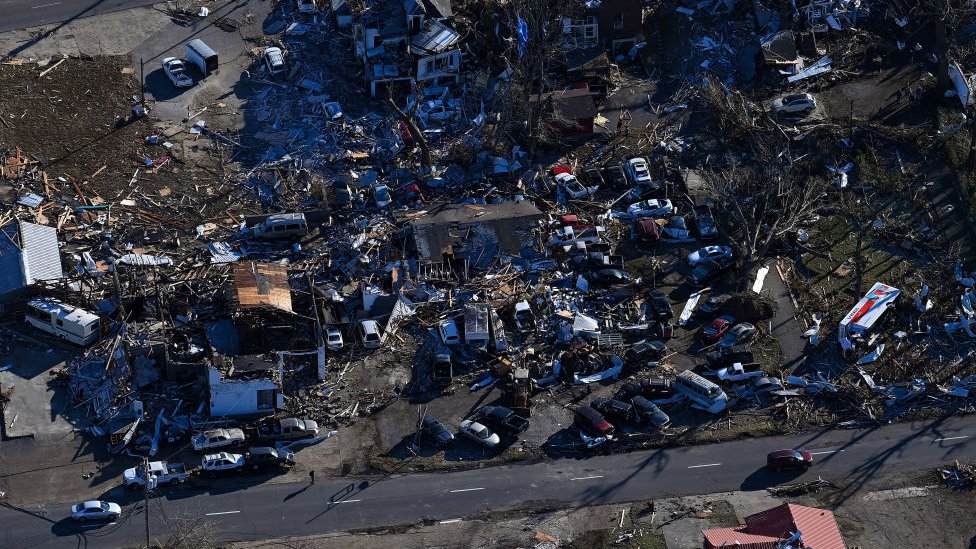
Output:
[766, 449, 813, 470]
[702, 315, 736, 343]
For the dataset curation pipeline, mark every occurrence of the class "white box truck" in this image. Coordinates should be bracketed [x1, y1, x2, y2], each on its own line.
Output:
[185, 39, 218, 76]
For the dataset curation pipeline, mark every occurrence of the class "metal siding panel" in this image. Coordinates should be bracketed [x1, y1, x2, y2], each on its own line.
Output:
[18, 221, 62, 283]
[0, 225, 26, 294]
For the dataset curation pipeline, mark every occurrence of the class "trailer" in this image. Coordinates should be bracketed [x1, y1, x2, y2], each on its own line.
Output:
[25, 298, 100, 346]
[838, 282, 900, 350]
[464, 303, 490, 350]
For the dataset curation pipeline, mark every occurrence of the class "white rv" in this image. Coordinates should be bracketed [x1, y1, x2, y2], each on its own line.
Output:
[674, 370, 728, 414]
[25, 298, 100, 346]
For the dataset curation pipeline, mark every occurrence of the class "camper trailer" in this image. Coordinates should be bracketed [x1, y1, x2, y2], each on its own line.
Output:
[25, 298, 100, 346]
[464, 303, 490, 350]
[185, 39, 219, 76]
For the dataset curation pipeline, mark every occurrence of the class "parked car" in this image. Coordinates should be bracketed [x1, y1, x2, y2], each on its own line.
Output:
[123, 461, 188, 488]
[513, 300, 537, 333]
[296, 0, 317, 13]
[766, 449, 813, 470]
[688, 256, 735, 287]
[258, 418, 319, 440]
[585, 268, 632, 287]
[192, 428, 245, 452]
[625, 339, 667, 364]
[438, 318, 461, 345]
[244, 447, 295, 471]
[591, 398, 636, 423]
[634, 218, 661, 243]
[716, 362, 764, 382]
[692, 203, 718, 240]
[458, 420, 500, 447]
[636, 377, 674, 399]
[555, 172, 593, 199]
[604, 164, 627, 188]
[432, 349, 453, 387]
[625, 157, 652, 185]
[71, 500, 121, 522]
[358, 319, 382, 349]
[472, 405, 529, 434]
[648, 292, 673, 323]
[201, 452, 246, 475]
[771, 93, 816, 115]
[661, 216, 690, 240]
[573, 405, 615, 438]
[702, 315, 736, 343]
[629, 396, 670, 428]
[326, 327, 344, 351]
[583, 167, 605, 187]
[646, 321, 674, 341]
[627, 199, 675, 218]
[263, 46, 287, 78]
[697, 294, 728, 318]
[719, 323, 756, 348]
[421, 414, 455, 447]
[687, 245, 733, 267]
[702, 345, 754, 369]
[162, 57, 193, 88]
[372, 184, 392, 208]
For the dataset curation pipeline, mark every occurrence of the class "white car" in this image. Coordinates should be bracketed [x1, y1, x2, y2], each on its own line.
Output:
[438, 319, 461, 345]
[458, 420, 500, 447]
[771, 93, 816, 114]
[263, 46, 286, 78]
[625, 157, 652, 185]
[687, 245, 733, 267]
[627, 199, 675, 218]
[71, 500, 121, 522]
[296, 0, 317, 13]
[201, 452, 246, 474]
[162, 57, 193, 88]
[716, 362, 764, 382]
[192, 428, 245, 452]
[555, 172, 593, 199]
[327, 327, 344, 351]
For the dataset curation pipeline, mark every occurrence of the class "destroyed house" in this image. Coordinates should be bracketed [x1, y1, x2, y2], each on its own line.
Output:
[229, 262, 315, 353]
[702, 503, 845, 549]
[529, 89, 597, 136]
[575, 0, 643, 54]
[353, 1, 412, 96]
[0, 220, 63, 298]
[409, 202, 544, 275]
[411, 19, 461, 85]
[207, 365, 282, 418]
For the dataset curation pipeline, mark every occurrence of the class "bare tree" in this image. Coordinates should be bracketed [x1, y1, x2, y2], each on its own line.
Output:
[386, 81, 432, 167]
[912, 0, 975, 92]
[160, 513, 218, 549]
[702, 156, 828, 288]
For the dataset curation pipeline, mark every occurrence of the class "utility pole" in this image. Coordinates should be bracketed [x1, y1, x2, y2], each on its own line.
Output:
[144, 455, 151, 549]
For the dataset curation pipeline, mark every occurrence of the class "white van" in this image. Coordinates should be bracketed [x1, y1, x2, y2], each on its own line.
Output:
[674, 370, 728, 414]
[185, 39, 219, 76]
[358, 319, 382, 349]
[253, 213, 308, 239]
[25, 298, 100, 346]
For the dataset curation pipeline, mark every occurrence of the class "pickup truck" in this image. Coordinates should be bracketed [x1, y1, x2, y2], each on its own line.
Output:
[692, 203, 718, 240]
[257, 417, 319, 441]
[432, 350, 453, 387]
[715, 362, 764, 382]
[472, 405, 529, 434]
[123, 461, 188, 488]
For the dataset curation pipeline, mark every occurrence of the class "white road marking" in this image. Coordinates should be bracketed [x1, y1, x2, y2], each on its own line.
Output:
[449, 487, 485, 493]
[331, 499, 361, 504]
[571, 475, 604, 481]
[205, 510, 240, 516]
[32, 2, 61, 8]
[687, 463, 721, 469]
[809, 449, 843, 455]
[933, 435, 969, 442]
[439, 518, 462, 524]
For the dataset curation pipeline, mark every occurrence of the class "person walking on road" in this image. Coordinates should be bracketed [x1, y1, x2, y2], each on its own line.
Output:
[309, 470, 315, 485]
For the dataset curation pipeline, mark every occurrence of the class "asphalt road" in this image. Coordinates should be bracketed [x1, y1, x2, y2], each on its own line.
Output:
[2, 415, 975, 548]
[0, 0, 162, 34]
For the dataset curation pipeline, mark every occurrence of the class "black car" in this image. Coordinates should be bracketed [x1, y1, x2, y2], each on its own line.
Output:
[583, 167, 605, 188]
[421, 414, 455, 447]
[591, 398, 637, 423]
[604, 165, 628, 188]
[692, 203, 717, 240]
[244, 447, 295, 471]
[585, 268, 632, 287]
[702, 344, 754, 369]
[629, 396, 670, 428]
[697, 294, 728, 318]
[648, 291, 673, 322]
[688, 256, 734, 287]
[332, 181, 352, 209]
[472, 405, 529, 434]
[625, 339, 667, 364]
[646, 321, 674, 341]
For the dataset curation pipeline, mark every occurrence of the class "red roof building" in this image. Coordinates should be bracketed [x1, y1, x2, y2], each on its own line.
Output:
[702, 503, 845, 549]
